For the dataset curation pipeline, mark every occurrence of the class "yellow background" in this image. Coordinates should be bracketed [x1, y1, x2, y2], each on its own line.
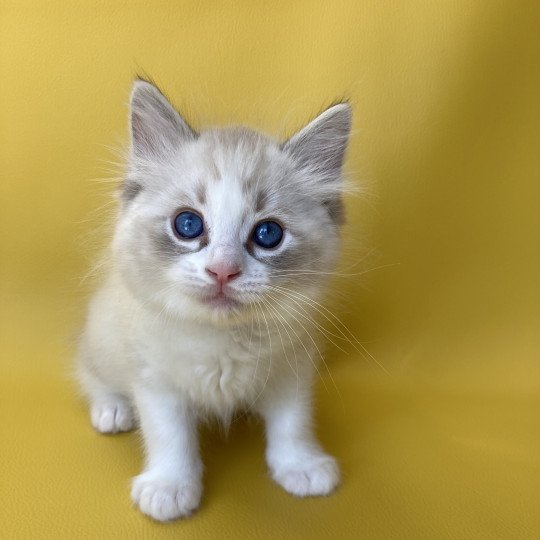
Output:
[1, 1, 539, 537]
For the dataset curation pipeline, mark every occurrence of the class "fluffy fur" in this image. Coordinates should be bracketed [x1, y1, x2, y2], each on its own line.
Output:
[77, 79, 352, 521]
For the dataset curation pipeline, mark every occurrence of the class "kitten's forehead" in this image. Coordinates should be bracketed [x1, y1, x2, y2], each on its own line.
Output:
[201, 128, 278, 183]
[185, 126, 287, 213]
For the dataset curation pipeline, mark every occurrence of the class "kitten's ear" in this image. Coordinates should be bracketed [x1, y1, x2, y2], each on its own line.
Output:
[282, 103, 352, 179]
[129, 79, 196, 159]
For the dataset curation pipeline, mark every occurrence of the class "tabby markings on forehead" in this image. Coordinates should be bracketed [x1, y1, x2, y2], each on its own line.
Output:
[324, 198, 345, 226]
[122, 180, 143, 202]
[209, 161, 220, 182]
[240, 177, 267, 215]
[255, 190, 267, 213]
[196, 183, 206, 205]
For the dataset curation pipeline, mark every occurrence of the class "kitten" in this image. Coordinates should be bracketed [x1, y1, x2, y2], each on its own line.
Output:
[76, 79, 352, 522]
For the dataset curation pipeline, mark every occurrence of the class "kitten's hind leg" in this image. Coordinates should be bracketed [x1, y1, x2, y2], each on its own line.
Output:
[77, 364, 136, 434]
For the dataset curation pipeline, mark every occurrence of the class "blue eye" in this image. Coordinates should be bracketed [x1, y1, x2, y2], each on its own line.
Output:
[174, 211, 204, 239]
[253, 220, 283, 249]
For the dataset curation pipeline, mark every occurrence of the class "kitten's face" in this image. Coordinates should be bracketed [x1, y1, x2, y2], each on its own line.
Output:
[113, 81, 351, 325]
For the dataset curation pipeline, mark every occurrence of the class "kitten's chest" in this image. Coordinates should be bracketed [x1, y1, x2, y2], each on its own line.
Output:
[148, 324, 272, 413]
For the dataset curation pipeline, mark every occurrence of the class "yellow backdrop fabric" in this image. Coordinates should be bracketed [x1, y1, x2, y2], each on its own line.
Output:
[1, 1, 539, 538]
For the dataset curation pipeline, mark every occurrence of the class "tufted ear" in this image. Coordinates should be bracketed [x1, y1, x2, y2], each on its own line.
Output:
[282, 103, 352, 181]
[129, 79, 196, 160]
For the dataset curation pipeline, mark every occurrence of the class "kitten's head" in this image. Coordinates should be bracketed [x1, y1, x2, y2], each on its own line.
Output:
[113, 80, 352, 325]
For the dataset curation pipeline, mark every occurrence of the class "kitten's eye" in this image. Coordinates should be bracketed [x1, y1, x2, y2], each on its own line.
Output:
[173, 211, 204, 239]
[252, 221, 283, 249]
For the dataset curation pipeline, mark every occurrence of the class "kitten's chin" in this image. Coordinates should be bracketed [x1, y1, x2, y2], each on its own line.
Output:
[200, 292, 241, 312]
[189, 291, 250, 325]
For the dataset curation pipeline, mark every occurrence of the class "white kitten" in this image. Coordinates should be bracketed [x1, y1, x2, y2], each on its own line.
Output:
[77, 79, 352, 521]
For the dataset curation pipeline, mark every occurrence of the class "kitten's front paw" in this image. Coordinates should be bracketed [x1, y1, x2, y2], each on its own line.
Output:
[131, 471, 202, 521]
[91, 399, 135, 434]
[270, 453, 340, 497]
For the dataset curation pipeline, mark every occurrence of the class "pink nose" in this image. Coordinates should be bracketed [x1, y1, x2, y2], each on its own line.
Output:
[205, 263, 242, 285]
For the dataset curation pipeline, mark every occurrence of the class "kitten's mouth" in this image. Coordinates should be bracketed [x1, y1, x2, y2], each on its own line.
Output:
[200, 291, 241, 311]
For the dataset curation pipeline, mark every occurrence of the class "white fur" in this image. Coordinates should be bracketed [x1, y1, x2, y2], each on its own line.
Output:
[77, 80, 351, 521]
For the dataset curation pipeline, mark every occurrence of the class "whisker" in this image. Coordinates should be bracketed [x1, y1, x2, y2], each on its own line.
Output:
[267, 262, 401, 279]
[264, 293, 345, 412]
[265, 286, 349, 354]
[263, 295, 331, 395]
[236, 299, 272, 419]
[260, 297, 300, 400]
[270, 285, 389, 374]
[260, 297, 298, 377]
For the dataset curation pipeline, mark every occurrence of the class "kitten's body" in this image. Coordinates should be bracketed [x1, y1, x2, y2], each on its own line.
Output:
[79, 268, 294, 421]
[77, 80, 351, 521]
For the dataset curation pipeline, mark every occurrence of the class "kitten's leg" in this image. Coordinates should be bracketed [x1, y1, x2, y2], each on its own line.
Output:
[258, 379, 340, 497]
[77, 363, 135, 434]
[131, 384, 202, 521]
